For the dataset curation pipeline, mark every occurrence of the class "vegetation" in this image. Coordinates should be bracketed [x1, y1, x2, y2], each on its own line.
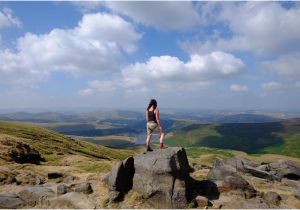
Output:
[0, 121, 135, 161]
[166, 119, 300, 158]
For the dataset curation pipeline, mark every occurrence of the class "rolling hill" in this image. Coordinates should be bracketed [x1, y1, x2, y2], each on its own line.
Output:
[166, 118, 300, 158]
[0, 121, 135, 163]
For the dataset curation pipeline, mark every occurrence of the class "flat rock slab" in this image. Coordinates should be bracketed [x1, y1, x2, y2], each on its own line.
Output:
[0, 193, 25, 208]
[17, 186, 55, 207]
[49, 192, 97, 209]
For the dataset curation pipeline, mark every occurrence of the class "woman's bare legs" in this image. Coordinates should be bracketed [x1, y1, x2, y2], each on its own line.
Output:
[146, 133, 153, 151]
[159, 131, 166, 149]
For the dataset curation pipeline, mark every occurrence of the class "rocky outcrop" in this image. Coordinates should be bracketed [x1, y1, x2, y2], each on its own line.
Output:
[105, 147, 192, 208]
[0, 137, 44, 164]
[263, 191, 281, 206]
[133, 147, 191, 208]
[207, 159, 257, 199]
[223, 157, 300, 181]
[106, 157, 134, 202]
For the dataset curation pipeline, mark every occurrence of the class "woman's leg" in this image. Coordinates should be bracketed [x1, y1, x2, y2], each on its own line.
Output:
[159, 131, 166, 149]
[146, 133, 152, 147]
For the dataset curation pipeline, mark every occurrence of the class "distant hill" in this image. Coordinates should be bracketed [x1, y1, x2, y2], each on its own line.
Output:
[166, 118, 300, 158]
[0, 121, 134, 162]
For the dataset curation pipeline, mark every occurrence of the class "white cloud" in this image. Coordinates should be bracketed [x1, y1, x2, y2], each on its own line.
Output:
[230, 84, 249, 92]
[182, 2, 300, 55]
[262, 82, 281, 91]
[122, 51, 245, 91]
[0, 12, 141, 85]
[262, 52, 300, 77]
[104, 1, 202, 30]
[79, 80, 118, 96]
[0, 7, 22, 28]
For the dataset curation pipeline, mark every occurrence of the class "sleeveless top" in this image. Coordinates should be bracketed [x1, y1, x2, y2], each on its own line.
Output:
[148, 109, 157, 123]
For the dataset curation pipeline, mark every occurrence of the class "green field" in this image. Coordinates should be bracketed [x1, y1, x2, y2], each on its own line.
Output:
[166, 119, 300, 158]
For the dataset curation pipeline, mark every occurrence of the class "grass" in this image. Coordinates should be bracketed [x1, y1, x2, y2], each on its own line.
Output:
[0, 121, 136, 162]
[166, 119, 300, 158]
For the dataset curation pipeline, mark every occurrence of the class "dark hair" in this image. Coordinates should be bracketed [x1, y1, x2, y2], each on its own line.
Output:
[147, 99, 157, 110]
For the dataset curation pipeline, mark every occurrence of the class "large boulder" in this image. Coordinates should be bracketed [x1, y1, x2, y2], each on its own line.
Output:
[106, 157, 135, 202]
[133, 147, 191, 208]
[17, 186, 55, 207]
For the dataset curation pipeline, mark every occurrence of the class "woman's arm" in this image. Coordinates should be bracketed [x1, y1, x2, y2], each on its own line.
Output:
[145, 110, 149, 122]
[155, 109, 162, 130]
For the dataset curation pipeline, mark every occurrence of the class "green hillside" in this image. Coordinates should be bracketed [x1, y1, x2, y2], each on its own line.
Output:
[166, 119, 300, 158]
[0, 121, 135, 162]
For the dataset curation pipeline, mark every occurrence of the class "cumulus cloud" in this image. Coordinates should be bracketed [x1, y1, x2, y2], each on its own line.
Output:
[122, 51, 245, 91]
[262, 52, 300, 77]
[262, 82, 281, 91]
[0, 12, 141, 85]
[182, 2, 300, 55]
[104, 1, 202, 30]
[79, 80, 118, 96]
[230, 84, 249, 92]
[0, 7, 22, 28]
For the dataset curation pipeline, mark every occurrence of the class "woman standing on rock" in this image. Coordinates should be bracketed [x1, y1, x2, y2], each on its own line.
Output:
[145, 99, 166, 151]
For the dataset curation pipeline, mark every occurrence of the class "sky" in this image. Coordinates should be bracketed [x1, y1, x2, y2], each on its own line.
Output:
[0, 1, 300, 111]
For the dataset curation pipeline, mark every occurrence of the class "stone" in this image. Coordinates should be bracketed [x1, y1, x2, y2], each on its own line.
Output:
[132, 147, 191, 208]
[0, 193, 25, 208]
[63, 175, 78, 183]
[49, 192, 97, 209]
[48, 172, 63, 179]
[263, 191, 281, 206]
[57, 183, 69, 195]
[207, 159, 257, 198]
[106, 157, 135, 202]
[70, 182, 93, 194]
[17, 186, 55, 207]
[269, 160, 300, 180]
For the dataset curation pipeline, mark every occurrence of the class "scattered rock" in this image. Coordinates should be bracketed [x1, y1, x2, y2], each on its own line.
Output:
[63, 175, 78, 183]
[207, 159, 257, 198]
[16, 171, 45, 185]
[17, 186, 55, 207]
[263, 191, 281, 206]
[269, 160, 300, 180]
[57, 183, 69, 195]
[70, 182, 93, 194]
[48, 172, 63, 179]
[49, 192, 97, 208]
[0, 193, 25, 208]
[223, 197, 273, 208]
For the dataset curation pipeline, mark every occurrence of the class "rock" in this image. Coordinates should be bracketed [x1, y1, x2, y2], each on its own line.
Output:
[70, 182, 93, 194]
[16, 171, 45, 185]
[106, 157, 134, 202]
[207, 159, 257, 198]
[263, 191, 281, 206]
[192, 164, 212, 170]
[48, 172, 64, 179]
[63, 175, 78, 183]
[243, 164, 280, 181]
[269, 160, 300, 180]
[224, 197, 273, 208]
[195, 196, 209, 208]
[57, 183, 69, 195]
[0, 193, 25, 208]
[133, 147, 191, 208]
[17, 186, 55, 207]
[49, 192, 97, 209]
[4, 175, 17, 184]
[226, 157, 259, 172]
[35, 175, 46, 185]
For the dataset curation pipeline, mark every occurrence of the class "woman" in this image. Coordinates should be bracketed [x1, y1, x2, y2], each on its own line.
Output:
[145, 99, 166, 151]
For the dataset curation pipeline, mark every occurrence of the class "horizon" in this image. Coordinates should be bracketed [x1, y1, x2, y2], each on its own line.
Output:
[1, 2, 300, 110]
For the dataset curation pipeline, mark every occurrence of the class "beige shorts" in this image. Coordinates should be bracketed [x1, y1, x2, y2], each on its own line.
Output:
[147, 121, 158, 134]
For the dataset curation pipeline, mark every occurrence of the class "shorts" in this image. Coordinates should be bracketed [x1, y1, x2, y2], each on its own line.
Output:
[147, 121, 158, 134]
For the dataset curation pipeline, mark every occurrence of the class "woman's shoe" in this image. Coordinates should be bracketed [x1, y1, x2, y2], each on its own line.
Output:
[146, 146, 153, 152]
[160, 143, 167, 149]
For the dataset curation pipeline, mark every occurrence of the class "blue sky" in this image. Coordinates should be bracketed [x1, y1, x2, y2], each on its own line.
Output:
[0, 1, 300, 111]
